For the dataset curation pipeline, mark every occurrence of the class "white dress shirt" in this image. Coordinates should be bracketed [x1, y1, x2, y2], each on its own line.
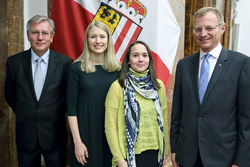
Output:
[31, 49, 50, 82]
[199, 43, 222, 80]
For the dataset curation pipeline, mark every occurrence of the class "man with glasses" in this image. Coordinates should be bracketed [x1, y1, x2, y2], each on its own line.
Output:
[170, 7, 250, 167]
[4, 15, 72, 167]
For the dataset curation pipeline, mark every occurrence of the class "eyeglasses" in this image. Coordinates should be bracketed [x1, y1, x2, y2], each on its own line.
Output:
[30, 31, 51, 37]
[193, 23, 223, 33]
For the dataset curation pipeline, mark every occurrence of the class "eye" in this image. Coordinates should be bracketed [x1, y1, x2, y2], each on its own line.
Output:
[205, 27, 215, 31]
[42, 31, 49, 36]
[90, 35, 96, 39]
[142, 53, 148, 57]
[194, 28, 202, 32]
[31, 31, 39, 35]
[131, 53, 138, 57]
[100, 35, 107, 39]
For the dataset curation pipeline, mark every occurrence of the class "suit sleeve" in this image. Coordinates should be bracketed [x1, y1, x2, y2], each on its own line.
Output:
[170, 61, 182, 153]
[234, 56, 250, 166]
[4, 58, 16, 113]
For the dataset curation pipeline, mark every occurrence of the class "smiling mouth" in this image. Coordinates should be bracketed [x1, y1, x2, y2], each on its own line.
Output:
[94, 45, 103, 49]
[137, 64, 144, 67]
[200, 38, 211, 42]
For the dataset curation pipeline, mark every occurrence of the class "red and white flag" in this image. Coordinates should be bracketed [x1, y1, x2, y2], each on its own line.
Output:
[51, 0, 180, 91]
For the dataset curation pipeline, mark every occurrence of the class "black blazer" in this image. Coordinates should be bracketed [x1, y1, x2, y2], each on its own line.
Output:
[4, 49, 73, 151]
[170, 47, 250, 167]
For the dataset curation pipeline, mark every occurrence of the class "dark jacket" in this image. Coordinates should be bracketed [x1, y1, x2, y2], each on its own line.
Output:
[4, 49, 73, 151]
[170, 47, 250, 167]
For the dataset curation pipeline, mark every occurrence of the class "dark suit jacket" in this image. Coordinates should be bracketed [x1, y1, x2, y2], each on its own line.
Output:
[170, 47, 250, 167]
[4, 49, 72, 151]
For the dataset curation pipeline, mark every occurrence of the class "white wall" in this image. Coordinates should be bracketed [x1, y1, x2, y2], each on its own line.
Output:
[24, 0, 48, 50]
[235, 0, 250, 56]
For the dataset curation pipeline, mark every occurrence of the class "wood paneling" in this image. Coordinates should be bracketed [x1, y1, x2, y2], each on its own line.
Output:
[221, 0, 232, 49]
[0, 0, 23, 166]
[184, 0, 215, 57]
[0, 0, 10, 166]
[184, 0, 233, 57]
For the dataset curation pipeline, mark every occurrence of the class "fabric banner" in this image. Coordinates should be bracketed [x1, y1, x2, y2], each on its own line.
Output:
[51, 0, 180, 91]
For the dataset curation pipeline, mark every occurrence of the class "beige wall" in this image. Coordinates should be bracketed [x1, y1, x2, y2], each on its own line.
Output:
[163, 0, 185, 166]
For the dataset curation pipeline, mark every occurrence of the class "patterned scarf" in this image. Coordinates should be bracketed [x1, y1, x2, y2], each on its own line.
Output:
[123, 68, 165, 167]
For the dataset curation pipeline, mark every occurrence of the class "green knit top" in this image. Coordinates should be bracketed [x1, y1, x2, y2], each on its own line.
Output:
[105, 79, 170, 167]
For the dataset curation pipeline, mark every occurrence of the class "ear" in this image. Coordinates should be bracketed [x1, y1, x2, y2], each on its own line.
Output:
[220, 23, 226, 34]
[27, 32, 31, 41]
[50, 34, 54, 43]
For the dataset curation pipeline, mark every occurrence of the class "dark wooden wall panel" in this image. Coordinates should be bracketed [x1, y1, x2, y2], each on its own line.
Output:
[0, 0, 23, 166]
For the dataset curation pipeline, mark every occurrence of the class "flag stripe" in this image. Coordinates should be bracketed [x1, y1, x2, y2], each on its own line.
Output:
[151, 51, 171, 91]
[111, 17, 127, 44]
[114, 18, 132, 55]
[119, 25, 142, 61]
[51, 0, 93, 60]
[115, 24, 137, 60]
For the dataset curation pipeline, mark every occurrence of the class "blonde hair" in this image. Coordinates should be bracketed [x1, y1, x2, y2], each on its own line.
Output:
[76, 21, 121, 73]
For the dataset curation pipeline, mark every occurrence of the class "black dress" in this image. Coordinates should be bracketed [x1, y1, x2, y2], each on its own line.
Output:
[67, 62, 120, 167]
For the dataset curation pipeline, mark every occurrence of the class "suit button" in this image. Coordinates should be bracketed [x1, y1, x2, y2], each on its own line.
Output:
[198, 117, 203, 120]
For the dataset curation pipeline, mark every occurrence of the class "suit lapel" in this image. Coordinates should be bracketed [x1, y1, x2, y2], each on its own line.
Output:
[39, 50, 58, 100]
[190, 53, 200, 104]
[22, 49, 37, 100]
[202, 47, 228, 105]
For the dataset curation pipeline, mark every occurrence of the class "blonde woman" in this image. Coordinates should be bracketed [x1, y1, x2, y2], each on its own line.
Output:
[67, 21, 121, 167]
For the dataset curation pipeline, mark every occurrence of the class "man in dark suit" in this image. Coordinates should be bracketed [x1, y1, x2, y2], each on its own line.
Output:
[170, 7, 250, 167]
[4, 15, 72, 167]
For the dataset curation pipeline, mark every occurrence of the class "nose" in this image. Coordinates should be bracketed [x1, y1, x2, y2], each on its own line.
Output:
[96, 36, 100, 43]
[200, 29, 208, 36]
[37, 32, 44, 40]
[138, 55, 143, 61]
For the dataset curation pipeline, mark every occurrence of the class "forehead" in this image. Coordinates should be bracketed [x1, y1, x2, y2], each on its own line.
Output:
[195, 11, 219, 25]
[89, 26, 107, 34]
[131, 43, 148, 53]
[30, 21, 50, 30]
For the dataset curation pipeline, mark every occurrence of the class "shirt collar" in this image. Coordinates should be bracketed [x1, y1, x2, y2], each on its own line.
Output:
[31, 48, 50, 64]
[199, 43, 222, 60]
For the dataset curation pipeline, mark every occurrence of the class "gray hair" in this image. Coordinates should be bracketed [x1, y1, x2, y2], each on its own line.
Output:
[194, 7, 225, 25]
[26, 15, 55, 35]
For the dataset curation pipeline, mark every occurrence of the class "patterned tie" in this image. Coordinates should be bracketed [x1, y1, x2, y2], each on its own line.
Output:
[34, 57, 44, 100]
[199, 54, 211, 103]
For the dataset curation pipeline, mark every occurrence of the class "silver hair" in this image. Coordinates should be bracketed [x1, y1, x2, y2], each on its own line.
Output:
[26, 15, 55, 34]
[194, 7, 225, 25]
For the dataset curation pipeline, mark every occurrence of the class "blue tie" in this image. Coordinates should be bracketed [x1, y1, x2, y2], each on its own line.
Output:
[34, 57, 44, 100]
[199, 54, 211, 103]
